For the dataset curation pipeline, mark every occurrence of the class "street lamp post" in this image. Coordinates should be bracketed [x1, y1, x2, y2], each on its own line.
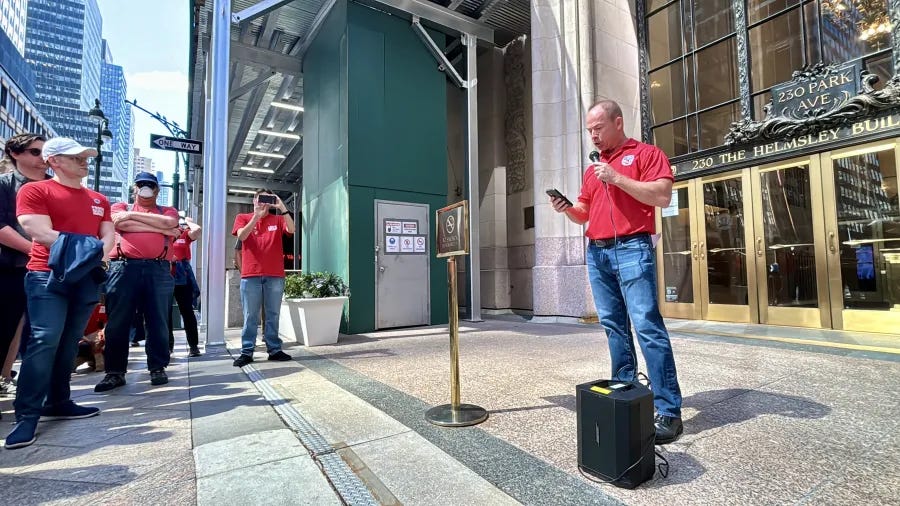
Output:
[88, 99, 113, 193]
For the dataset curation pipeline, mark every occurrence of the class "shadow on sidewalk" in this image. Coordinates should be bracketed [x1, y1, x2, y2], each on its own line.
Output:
[1, 465, 135, 500]
[683, 388, 831, 435]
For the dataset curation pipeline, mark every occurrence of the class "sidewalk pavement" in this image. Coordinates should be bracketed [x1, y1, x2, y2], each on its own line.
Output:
[2, 317, 899, 505]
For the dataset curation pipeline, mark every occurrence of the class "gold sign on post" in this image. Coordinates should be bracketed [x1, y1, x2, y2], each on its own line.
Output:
[426, 201, 488, 427]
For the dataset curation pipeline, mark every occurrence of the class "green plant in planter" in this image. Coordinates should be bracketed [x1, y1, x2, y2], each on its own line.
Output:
[284, 271, 350, 299]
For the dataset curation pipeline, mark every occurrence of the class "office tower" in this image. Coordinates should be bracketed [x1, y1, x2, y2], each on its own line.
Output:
[0, 1, 56, 142]
[99, 39, 133, 202]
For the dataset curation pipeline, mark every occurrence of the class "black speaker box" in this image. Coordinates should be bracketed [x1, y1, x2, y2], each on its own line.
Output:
[576, 379, 655, 489]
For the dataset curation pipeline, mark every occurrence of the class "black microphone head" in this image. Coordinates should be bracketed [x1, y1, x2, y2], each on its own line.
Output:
[589, 150, 601, 162]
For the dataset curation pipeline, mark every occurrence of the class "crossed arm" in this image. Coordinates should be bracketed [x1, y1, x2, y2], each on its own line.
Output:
[18, 215, 116, 258]
[113, 210, 179, 236]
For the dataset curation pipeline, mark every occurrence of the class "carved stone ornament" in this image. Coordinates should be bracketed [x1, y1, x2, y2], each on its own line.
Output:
[504, 37, 527, 194]
[725, 66, 900, 146]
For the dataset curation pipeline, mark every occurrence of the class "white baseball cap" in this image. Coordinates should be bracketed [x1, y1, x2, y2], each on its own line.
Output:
[42, 137, 98, 161]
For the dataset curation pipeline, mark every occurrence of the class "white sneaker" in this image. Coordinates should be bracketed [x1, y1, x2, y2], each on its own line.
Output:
[0, 377, 16, 397]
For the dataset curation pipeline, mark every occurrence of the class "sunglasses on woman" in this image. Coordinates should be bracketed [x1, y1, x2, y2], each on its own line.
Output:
[19, 148, 42, 157]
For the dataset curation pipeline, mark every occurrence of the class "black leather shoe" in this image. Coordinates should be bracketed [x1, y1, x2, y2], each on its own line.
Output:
[94, 373, 126, 393]
[150, 369, 168, 386]
[189, 348, 202, 357]
[654, 414, 683, 444]
[233, 354, 254, 367]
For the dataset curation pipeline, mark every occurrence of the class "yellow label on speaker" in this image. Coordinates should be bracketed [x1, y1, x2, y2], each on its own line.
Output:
[590, 386, 611, 395]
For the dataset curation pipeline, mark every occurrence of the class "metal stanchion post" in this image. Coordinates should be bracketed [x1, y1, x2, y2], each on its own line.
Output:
[426, 201, 487, 427]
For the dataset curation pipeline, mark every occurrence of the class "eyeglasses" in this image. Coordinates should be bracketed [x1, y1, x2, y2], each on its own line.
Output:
[136, 181, 158, 189]
[20, 148, 42, 157]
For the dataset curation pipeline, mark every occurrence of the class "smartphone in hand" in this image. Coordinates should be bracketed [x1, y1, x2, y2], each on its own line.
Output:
[257, 194, 277, 205]
[546, 189, 573, 208]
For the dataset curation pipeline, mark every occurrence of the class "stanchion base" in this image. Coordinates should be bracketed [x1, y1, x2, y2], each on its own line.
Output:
[425, 403, 489, 427]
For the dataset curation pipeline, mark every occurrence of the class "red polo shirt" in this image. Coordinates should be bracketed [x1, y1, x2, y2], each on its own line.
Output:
[16, 180, 111, 272]
[232, 213, 290, 278]
[577, 138, 673, 240]
[110, 202, 179, 260]
[171, 229, 193, 261]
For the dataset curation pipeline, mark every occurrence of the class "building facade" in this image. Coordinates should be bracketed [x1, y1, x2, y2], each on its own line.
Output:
[519, 0, 899, 335]
[24, 0, 124, 199]
[0, 0, 27, 57]
[99, 39, 133, 202]
[0, 12, 56, 143]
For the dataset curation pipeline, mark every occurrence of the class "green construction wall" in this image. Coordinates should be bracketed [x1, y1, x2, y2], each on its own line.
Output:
[304, 1, 448, 334]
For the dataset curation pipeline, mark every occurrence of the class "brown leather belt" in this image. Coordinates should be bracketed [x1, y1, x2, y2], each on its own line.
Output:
[589, 232, 650, 248]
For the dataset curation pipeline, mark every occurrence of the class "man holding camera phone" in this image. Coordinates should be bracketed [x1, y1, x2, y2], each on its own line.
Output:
[231, 189, 295, 367]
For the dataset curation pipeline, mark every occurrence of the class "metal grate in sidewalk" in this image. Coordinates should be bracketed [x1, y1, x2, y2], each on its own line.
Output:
[243, 364, 379, 506]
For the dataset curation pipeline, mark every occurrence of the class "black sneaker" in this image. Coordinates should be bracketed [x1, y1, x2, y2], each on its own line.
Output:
[150, 369, 168, 386]
[267, 351, 291, 361]
[233, 354, 254, 367]
[94, 373, 126, 393]
[654, 414, 683, 444]
[40, 401, 100, 421]
[189, 348, 202, 357]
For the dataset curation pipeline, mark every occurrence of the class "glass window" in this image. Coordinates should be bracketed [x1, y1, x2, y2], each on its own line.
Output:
[753, 91, 772, 120]
[818, 0, 890, 62]
[650, 61, 689, 123]
[703, 178, 749, 305]
[693, 0, 735, 46]
[865, 52, 893, 91]
[661, 186, 694, 303]
[749, 9, 806, 92]
[647, 0, 676, 12]
[653, 120, 690, 157]
[648, 3, 684, 68]
[698, 102, 739, 149]
[748, 0, 802, 24]
[695, 37, 739, 109]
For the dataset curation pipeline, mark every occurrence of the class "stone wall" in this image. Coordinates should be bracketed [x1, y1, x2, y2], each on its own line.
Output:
[530, 0, 641, 318]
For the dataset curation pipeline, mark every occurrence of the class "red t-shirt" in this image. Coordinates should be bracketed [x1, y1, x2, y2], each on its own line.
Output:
[16, 180, 111, 272]
[172, 229, 193, 261]
[83, 304, 107, 335]
[577, 138, 674, 240]
[232, 213, 290, 278]
[110, 202, 179, 260]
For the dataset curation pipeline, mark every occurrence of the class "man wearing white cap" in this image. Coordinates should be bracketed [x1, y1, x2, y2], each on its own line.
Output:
[4, 138, 115, 449]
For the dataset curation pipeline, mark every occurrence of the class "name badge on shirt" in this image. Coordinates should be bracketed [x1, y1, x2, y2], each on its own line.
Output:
[267, 225, 278, 232]
[91, 205, 105, 216]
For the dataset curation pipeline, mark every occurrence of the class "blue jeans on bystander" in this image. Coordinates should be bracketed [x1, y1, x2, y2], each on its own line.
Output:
[14, 271, 100, 421]
[239, 276, 285, 356]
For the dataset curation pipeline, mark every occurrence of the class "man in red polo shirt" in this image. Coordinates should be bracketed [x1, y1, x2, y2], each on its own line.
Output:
[6, 137, 115, 449]
[549, 100, 684, 444]
[95, 172, 179, 392]
[231, 189, 294, 367]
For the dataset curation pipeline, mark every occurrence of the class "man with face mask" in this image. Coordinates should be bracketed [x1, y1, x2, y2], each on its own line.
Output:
[95, 172, 179, 392]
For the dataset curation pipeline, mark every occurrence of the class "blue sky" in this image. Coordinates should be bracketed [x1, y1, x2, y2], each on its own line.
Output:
[96, 0, 190, 182]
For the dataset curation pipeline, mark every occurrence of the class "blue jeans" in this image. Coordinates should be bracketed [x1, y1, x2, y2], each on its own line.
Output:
[240, 276, 284, 356]
[587, 235, 682, 418]
[14, 271, 100, 420]
[103, 260, 174, 373]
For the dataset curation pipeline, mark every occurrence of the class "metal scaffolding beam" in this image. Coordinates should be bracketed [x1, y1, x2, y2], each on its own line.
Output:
[231, 0, 294, 24]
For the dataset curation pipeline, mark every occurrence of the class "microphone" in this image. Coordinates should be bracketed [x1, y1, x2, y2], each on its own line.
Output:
[589, 150, 601, 163]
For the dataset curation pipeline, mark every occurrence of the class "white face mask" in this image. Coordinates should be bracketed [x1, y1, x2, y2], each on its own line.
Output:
[137, 186, 156, 198]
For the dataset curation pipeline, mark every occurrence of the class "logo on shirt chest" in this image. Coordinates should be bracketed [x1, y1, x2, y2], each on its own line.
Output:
[176, 239, 186, 245]
[622, 154, 636, 166]
[91, 205, 104, 217]
[267, 225, 278, 232]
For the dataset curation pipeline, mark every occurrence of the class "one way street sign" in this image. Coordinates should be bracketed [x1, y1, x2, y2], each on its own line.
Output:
[150, 134, 203, 155]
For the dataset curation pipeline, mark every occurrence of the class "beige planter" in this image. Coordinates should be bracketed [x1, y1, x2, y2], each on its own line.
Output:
[279, 296, 348, 346]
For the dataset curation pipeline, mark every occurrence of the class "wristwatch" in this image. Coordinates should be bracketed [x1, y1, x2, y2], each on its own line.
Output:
[280, 209, 292, 216]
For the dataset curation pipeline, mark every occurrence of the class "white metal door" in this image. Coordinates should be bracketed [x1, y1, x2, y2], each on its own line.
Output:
[375, 200, 430, 329]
